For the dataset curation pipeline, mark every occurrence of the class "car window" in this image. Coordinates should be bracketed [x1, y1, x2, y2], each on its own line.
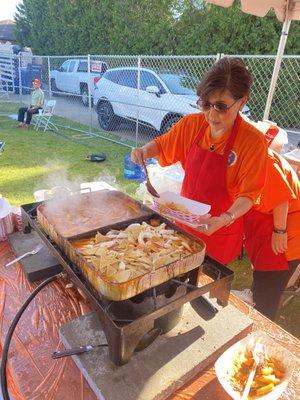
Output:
[118, 70, 137, 88]
[78, 61, 88, 72]
[68, 60, 76, 72]
[140, 71, 165, 92]
[60, 61, 70, 72]
[158, 73, 198, 95]
[103, 70, 121, 84]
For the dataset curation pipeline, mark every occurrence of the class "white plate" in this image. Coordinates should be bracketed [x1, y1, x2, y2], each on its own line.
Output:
[215, 331, 296, 400]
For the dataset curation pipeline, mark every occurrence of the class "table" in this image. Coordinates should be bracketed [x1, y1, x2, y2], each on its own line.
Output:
[0, 241, 299, 400]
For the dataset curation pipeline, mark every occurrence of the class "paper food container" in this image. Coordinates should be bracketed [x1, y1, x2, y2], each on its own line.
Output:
[215, 331, 296, 400]
[283, 148, 300, 164]
[153, 191, 211, 226]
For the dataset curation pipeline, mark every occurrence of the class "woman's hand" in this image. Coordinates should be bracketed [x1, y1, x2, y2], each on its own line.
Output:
[197, 198, 252, 237]
[131, 141, 159, 165]
[196, 216, 227, 236]
[27, 107, 37, 113]
[131, 147, 145, 166]
[272, 232, 288, 255]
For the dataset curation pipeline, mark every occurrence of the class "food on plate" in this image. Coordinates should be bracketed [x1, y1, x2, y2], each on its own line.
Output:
[230, 346, 285, 398]
[73, 219, 202, 283]
[158, 201, 189, 214]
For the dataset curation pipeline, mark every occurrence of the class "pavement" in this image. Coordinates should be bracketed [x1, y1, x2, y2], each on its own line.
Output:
[3, 92, 300, 146]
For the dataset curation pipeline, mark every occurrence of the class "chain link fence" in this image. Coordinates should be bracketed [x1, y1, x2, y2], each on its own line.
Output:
[1, 52, 299, 147]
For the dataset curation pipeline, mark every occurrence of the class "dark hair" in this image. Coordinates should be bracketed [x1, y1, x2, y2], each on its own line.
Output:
[197, 57, 253, 100]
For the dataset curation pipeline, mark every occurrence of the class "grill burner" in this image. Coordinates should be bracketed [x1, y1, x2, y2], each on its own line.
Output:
[103, 279, 187, 352]
[21, 200, 234, 365]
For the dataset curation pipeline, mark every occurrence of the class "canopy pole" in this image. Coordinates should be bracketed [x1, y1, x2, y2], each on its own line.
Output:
[263, 18, 292, 121]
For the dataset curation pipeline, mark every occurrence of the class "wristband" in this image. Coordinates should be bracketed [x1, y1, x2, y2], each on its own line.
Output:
[273, 228, 287, 234]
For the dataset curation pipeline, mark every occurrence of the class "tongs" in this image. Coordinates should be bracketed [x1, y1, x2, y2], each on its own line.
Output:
[142, 159, 160, 198]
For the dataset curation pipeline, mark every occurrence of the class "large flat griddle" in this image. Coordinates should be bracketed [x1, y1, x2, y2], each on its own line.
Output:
[64, 215, 205, 301]
[37, 190, 152, 247]
[36, 190, 206, 301]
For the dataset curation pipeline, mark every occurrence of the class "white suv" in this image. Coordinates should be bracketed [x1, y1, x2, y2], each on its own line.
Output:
[94, 67, 250, 133]
[94, 67, 201, 133]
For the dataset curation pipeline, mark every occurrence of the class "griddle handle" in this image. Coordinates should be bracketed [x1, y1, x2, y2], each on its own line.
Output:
[52, 344, 107, 359]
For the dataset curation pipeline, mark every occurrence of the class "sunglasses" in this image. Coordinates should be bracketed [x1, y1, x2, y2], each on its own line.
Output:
[197, 98, 241, 113]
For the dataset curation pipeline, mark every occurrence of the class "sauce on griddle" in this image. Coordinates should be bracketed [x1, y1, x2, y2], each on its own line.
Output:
[37, 190, 148, 238]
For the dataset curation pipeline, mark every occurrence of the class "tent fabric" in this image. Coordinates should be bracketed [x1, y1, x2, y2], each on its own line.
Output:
[206, 0, 300, 22]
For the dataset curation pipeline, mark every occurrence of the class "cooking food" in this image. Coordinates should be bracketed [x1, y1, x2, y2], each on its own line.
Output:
[231, 347, 285, 398]
[158, 201, 189, 214]
[37, 190, 148, 239]
[73, 219, 202, 283]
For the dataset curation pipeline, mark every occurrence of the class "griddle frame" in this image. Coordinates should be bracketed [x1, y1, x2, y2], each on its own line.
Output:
[21, 200, 234, 365]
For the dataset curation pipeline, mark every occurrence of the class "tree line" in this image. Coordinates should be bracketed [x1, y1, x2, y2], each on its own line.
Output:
[14, 0, 299, 56]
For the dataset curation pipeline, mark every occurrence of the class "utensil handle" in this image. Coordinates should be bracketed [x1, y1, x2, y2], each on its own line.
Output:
[52, 344, 108, 359]
[52, 345, 94, 359]
[141, 159, 149, 178]
[5, 252, 30, 267]
[241, 366, 257, 400]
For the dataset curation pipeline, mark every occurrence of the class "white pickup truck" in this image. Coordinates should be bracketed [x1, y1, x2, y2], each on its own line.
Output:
[50, 59, 107, 106]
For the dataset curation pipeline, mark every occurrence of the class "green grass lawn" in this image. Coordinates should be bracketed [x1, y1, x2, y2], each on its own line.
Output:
[0, 113, 299, 338]
[0, 115, 138, 205]
[0, 101, 18, 113]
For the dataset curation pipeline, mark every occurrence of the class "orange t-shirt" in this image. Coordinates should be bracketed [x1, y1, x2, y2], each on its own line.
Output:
[255, 149, 300, 261]
[154, 113, 268, 204]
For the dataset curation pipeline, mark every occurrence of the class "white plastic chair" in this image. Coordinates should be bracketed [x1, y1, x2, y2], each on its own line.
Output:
[34, 100, 58, 132]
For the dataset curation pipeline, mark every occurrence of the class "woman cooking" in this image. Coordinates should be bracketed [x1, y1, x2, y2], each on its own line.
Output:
[132, 57, 268, 265]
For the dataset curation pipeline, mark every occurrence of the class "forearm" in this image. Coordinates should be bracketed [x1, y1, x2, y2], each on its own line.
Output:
[141, 141, 159, 159]
[273, 201, 288, 230]
[197, 196, 253, 236]
[219, 196, 253, 226]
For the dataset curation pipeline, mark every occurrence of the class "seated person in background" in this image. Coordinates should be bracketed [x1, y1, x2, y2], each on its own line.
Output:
[17, 79, 44, 129]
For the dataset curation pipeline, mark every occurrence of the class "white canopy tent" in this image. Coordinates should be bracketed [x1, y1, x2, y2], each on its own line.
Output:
[205, 0, 300, 121]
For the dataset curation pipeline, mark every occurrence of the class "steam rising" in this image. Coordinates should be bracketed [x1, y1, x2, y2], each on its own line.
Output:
[37, 161, 119, 217]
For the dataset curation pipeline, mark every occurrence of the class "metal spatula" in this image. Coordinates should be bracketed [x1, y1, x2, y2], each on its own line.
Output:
[142, 159, 160, 198]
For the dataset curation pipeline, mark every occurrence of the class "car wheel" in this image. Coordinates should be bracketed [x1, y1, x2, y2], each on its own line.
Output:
[51, 79, 58, 96]
[81, 86, 89, 107]
[161, 115, 181, 133]
[97, 101, 119, 131]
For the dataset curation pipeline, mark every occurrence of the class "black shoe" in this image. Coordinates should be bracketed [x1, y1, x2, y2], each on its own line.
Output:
[86, 153, 106, 162]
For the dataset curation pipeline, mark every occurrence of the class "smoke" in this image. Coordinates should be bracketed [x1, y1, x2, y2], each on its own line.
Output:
[37, 160, 119, 217]
[41, 160, 81, 193]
